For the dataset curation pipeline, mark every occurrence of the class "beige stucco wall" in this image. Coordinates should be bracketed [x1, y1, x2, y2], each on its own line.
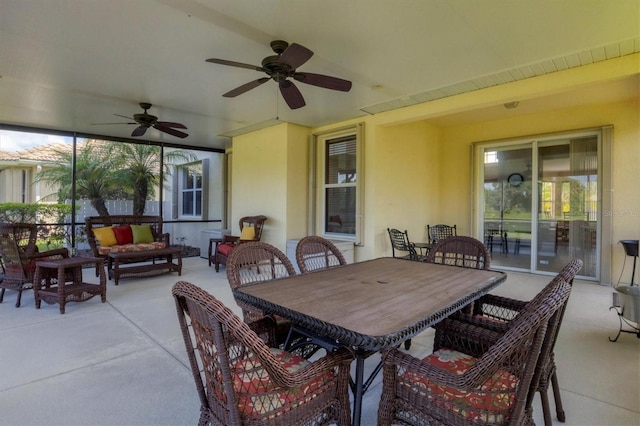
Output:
[229, 54, 639, 283]
[368, 121, 442, 260]
[231, 122, 310, 251]
[285, 123, 311, 242]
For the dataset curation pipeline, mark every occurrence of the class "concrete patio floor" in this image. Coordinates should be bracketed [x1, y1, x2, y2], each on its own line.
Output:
[0, 256, 638, 425]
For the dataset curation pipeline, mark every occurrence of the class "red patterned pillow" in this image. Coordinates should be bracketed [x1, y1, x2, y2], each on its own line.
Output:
[401, 348, 517, 423]
[112, 225, 133, 245]
[231, 348, 334, 416]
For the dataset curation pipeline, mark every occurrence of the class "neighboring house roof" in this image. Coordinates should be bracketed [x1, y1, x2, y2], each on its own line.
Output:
[0, 142, 72, 164]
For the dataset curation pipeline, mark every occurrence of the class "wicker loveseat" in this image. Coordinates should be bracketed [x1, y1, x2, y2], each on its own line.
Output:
[85, 215, 181, 284]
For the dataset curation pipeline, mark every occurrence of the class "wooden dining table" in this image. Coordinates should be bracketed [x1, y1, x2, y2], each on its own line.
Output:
[233, 257, 507, 426]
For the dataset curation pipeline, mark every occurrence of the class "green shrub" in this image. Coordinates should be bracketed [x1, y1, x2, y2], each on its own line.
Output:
[0, 203, 78, 249]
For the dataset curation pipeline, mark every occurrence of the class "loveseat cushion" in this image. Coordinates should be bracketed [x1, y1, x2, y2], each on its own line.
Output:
[98, 242, 167, 255]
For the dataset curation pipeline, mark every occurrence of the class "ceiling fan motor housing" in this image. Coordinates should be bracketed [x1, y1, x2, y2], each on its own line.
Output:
[262, 55, 291, 82]
[133, 113, 158, 127]
[133, 103, 158, 127]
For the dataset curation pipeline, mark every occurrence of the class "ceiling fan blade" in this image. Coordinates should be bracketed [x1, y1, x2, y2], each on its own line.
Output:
[279, 43, 313, 69]
[156, 121, 187, 129]
[279, 80, 305, 109]
[91, 121, 136, 125]
[206, 58, 264, 72]
[293, 72, 352, 92]
[114, 113, 135, 120]
[131, 126, 148, 137]
[223, 77, 270, 97]
[154, 124, 188, 138]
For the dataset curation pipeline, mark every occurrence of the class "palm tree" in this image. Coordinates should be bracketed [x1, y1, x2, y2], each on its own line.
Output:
[35, 141, 126, 216]
[113, 144, 196, 216]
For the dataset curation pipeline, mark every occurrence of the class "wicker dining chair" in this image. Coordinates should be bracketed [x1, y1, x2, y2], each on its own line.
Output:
[0, 223, 69, 307]
[377, 278, 571, 426]
[396, 236, 491, 351]
[172, 280, 354, 426]
[296, 235, 347, 274]
[226, 241, 296, 345]
[447, 258, 583, 426]
[425, 235, 491, 270]
[426, 224, 457, 244]
[289, 236, 349, 357]
[387, 228, 423, 261]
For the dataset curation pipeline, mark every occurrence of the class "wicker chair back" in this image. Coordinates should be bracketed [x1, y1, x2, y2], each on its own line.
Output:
[426, 235, 491, 270]
[296, 236, 347, 274]
[226, 242, 296, 335]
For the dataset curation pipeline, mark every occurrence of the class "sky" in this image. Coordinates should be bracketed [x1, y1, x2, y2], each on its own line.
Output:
[0, 130, 72, 152]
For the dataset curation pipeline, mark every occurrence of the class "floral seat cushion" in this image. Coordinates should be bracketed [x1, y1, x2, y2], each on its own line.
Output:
[229, 348, 335, 418]
[97, 242, 166, 255]
[400, 348, 518, 424]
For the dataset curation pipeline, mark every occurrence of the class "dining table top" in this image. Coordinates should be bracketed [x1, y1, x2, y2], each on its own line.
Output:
[233, 257, 507, 351]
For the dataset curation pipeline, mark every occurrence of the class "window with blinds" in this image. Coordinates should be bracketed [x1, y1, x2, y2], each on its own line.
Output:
[324, 135, 357, 236]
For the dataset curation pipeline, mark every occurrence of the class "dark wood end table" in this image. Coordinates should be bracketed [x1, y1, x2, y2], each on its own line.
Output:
[208, 238, 223, 267]
[34, 256, 106, 314]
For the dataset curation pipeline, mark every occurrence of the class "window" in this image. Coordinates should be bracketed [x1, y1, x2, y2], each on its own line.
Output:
[313, 124, 363, 243]
[21, 170, 27, 203]
[179, 162, 203, 217]
[540, 181, 554, 217]
[484, 151, 498, 164]
[325, 135, 356, 236]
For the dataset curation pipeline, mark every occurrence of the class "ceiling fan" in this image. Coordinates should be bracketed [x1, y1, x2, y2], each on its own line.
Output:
[206, 40, 352, 109]
[94, 103, 188, 138]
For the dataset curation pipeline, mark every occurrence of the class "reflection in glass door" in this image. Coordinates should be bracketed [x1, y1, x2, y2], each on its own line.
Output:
[537, 137, 598, 277]
[480, 134, 599, 279]
[483, 146, 533, 270]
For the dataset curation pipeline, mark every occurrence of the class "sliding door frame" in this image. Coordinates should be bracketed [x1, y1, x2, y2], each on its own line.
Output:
[472, 126, 613, 283]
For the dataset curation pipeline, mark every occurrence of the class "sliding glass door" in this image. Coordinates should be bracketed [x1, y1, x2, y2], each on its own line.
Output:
[479, 132, 599, 279]
[482, 146, 533, 269]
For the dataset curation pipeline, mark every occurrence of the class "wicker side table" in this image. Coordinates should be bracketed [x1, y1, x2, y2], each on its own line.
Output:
[34, 256, 106, 314]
